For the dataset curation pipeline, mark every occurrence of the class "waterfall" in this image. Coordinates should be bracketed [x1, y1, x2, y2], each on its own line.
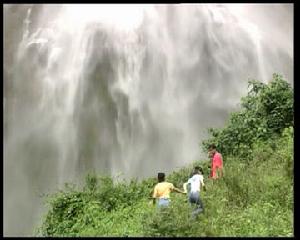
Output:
[4, 4, 293, 236]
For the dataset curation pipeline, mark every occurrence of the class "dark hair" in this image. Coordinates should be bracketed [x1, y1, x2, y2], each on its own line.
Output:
[194, 166, 201, 171]
[194, 166, 203, 175]
[157, 172, 165, 182]
[208, 144, 217, 150]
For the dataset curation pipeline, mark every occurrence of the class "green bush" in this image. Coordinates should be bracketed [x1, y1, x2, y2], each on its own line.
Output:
[38, 173, 154, 236]
[202, 73, 293, 160]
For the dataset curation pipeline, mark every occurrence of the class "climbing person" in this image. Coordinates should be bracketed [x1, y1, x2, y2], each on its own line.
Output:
[184, 166, 206, 218]
[208, 144, 223, 179]
[152, 172, 185, 208]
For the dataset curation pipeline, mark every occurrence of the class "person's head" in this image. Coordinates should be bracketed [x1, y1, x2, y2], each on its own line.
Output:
[208, 144, 217, 156]
[194, 166, 203, 175]
[157, 172, 165, 182]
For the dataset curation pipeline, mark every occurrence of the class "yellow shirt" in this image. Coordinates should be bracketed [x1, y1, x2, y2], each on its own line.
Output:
[152, 182, 174, 199]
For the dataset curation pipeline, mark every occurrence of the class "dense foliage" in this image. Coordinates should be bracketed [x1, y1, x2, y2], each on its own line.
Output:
[202, 73, 293, 160]
[38, 175, 156, 236]
[142, 127, 293, 237]
[37, 74, 293, 237]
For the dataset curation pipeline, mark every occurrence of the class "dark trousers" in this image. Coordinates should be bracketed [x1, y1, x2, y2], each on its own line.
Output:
[188, 191, 204, 217]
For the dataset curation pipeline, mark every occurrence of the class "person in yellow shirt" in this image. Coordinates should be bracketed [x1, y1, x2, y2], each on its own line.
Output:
[152, 172, 185, 207]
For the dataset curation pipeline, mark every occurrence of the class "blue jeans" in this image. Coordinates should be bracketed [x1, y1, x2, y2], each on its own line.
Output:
[188, 191, 204, 217]
[157, 198, 170, 208]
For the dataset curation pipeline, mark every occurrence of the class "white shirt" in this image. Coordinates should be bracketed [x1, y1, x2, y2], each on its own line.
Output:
[187, 174, 204, 193]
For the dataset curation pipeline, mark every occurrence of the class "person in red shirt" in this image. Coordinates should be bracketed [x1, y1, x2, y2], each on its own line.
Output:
[208, 144, 223, 179]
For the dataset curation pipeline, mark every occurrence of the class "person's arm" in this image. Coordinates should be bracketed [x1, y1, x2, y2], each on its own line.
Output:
[172, 184, 185, 194]
[200, 176, 206, 191]
[219, 166, 224, 178]
[152, 185, 158, 205]
[183, 182, 188, 193]
[201, 181, 207, 191]
[169, 183, 185, 194]
[220, 154, 224, 177]
[173, 187, 185, 194]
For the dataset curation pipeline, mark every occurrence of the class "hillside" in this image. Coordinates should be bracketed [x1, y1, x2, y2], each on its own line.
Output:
[36, 74, 293, 237]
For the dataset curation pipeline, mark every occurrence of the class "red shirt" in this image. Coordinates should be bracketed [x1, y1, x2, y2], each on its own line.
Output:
[212, 152, 223, 168]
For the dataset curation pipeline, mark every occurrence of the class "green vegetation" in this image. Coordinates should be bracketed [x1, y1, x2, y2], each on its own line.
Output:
[202, 73, 293, 160]
[37, 74, 293, 237]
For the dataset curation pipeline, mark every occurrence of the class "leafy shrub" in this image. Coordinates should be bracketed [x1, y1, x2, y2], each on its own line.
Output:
[39, 173, 154, 236]
[202, 73, 293, 160]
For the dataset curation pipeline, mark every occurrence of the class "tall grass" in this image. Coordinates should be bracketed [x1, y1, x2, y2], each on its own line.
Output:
[37, 127, 293, 237]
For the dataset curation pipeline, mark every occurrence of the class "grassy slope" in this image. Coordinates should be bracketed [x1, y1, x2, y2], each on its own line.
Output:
[37, 128, 293, 237]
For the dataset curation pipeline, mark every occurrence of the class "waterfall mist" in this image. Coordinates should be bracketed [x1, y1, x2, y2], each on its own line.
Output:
[4, 4, 293, 236]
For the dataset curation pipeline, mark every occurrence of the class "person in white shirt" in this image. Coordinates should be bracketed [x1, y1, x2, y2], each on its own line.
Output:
[183, 166, 206, 217]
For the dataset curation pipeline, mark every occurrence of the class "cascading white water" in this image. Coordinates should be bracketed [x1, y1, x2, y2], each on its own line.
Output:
[4, 4, 293, 236]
